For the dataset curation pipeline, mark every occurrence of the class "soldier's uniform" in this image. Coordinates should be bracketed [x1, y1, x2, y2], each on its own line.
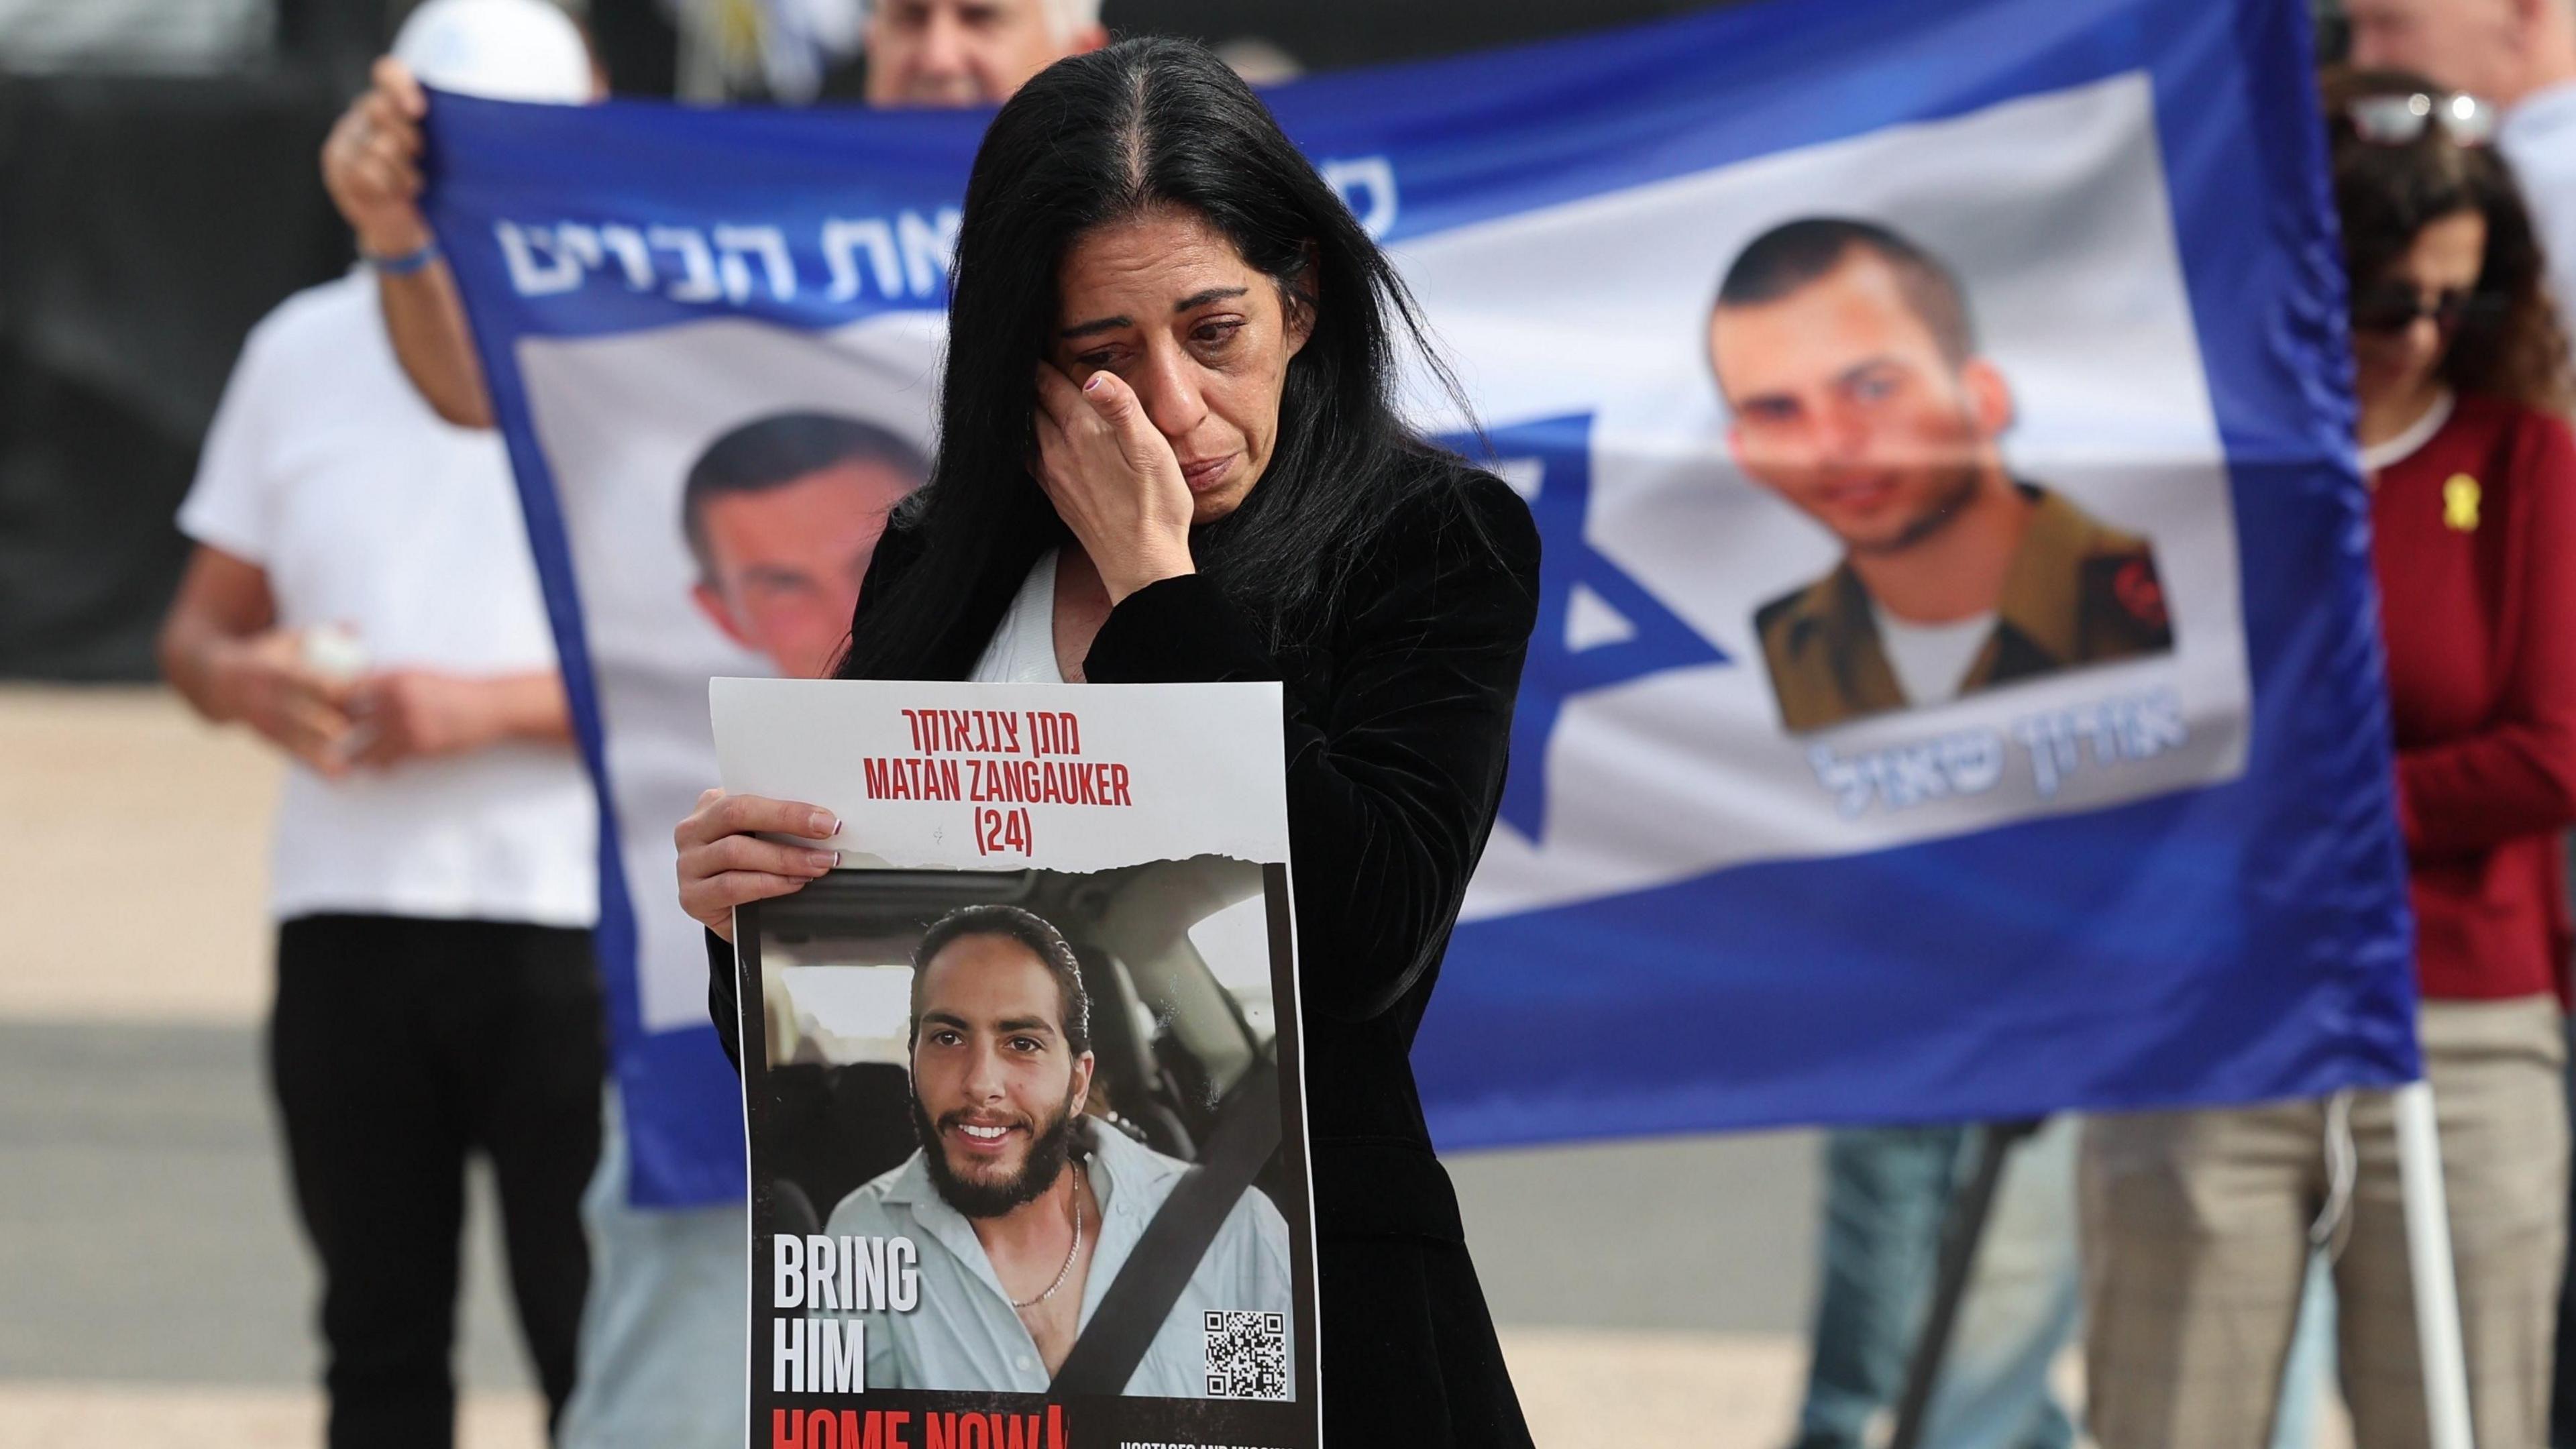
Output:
[1753, 484, 2173, 733]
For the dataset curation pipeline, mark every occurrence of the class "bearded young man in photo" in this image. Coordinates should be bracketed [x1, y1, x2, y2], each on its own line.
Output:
[816, 906, 1291, 1395]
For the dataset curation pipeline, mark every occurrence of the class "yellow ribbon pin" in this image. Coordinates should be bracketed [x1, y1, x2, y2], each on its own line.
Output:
[2444, 474, 2481, 531]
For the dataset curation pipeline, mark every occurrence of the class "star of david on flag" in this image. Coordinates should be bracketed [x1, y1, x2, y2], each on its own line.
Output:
[1442, 414, 1729, 843]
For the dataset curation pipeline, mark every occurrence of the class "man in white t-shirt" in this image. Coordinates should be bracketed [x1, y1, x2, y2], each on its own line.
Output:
[156, 5, 599, 1446]
[312, 5, 1110, 1446]
[2347, 0, 2576, 368]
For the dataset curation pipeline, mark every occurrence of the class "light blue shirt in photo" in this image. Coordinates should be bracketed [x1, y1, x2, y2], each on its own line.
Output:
[820, 1118, 1295, 1397]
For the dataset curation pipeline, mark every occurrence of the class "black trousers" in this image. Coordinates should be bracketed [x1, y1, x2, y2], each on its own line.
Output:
[270, 914, 604, 1449]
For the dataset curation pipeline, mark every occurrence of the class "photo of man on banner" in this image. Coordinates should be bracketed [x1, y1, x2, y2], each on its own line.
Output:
[1711, 217, 2176, 734]
[682, 411, 927, 680]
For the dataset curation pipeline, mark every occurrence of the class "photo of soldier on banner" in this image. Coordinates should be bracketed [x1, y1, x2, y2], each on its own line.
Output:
[1713, 215, 2175, 735]
[715, 678, 1321, 1445]
[1423, 72, 2251, 928]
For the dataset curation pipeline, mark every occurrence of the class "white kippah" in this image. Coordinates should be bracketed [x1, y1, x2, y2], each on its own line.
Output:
[392, 0, 590, 104]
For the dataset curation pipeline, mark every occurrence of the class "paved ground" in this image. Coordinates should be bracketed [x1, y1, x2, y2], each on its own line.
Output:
[0, 1017, 1827, 1446]
[0, 686, 1836, 1446]
[0, 688, 2369, 1448]
[0, 1017, 1823, 1382]
[0, 688, 280, 1024]
[0, 1023, 1825, 1447]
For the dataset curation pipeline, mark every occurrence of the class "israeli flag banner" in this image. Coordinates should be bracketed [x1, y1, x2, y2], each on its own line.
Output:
[428, 0, 2416, 1207]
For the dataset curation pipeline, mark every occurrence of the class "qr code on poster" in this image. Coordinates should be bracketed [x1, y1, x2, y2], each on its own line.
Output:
[1203, 1309, 1288, 1399]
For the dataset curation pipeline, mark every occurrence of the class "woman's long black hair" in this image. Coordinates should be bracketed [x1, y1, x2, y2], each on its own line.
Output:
[835, 36, 1477, 680]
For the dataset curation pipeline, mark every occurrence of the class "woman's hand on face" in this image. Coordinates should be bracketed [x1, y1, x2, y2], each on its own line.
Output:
[676, 788, 840, 943]
[1031, 363, 1197, 603]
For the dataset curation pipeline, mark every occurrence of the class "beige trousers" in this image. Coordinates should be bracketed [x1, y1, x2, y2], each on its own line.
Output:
[2080, 997, 2568, 1449]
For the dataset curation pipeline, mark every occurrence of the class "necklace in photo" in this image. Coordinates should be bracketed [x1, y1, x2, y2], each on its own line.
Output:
[1010, 1161, 1085, 1310]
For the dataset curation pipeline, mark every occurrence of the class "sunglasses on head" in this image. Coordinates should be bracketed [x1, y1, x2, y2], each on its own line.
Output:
[2342, 91, 2499, 146]
[2348, 281, 2502, 333]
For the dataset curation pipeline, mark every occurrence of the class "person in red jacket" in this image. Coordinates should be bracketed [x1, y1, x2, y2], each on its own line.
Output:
[2081, 68, 2576, 1449]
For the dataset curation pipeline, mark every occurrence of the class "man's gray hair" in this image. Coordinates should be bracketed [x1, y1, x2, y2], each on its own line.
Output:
[865, 0, 1099, 44]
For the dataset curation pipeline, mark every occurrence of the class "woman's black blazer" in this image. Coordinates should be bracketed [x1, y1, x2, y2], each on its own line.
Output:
[707, 453, 1543, 1445]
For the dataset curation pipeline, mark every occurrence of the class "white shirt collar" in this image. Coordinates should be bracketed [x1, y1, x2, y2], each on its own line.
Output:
[966, 548, 1063, 684]
[2360, 389, 2455, 473]
[875, 1117, 1168, 1309]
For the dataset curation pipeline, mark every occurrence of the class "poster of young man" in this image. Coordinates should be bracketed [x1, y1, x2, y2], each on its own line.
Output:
[713, 678, 1319, 1447]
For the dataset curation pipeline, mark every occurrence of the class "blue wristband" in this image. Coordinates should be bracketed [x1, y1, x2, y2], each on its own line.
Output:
[366, 239, 441, 276]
